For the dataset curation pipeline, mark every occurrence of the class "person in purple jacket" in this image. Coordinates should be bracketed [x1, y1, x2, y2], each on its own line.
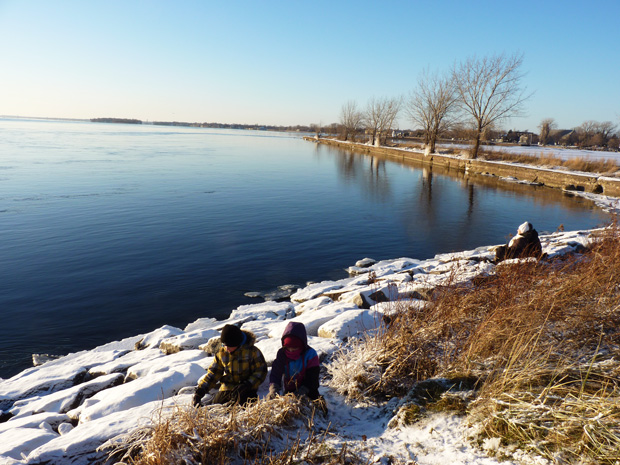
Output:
[267, 321, 321, 400]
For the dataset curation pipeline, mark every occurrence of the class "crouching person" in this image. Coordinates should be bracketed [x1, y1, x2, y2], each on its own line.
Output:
[267, 322, 321, 401]
[193, 324, 267, 407]
[495, 221, 543, 262]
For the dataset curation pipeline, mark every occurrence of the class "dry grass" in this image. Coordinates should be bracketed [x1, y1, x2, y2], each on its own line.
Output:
[331, 225, 620, 463]
[478, 148, 619, 175]
[105, 395, 368, 465]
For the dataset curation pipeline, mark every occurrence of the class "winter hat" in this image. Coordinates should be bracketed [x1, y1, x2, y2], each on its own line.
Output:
[517, 221, 532, 235]
[283, 335, 303, 351]
[221, 324, 244, 347]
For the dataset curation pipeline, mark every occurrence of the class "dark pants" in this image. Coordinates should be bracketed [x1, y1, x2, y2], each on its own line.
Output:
[210, 387, 258, 406]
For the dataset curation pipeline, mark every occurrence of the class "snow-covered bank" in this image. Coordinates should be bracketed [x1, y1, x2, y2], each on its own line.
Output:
[1, 196, 618, 464]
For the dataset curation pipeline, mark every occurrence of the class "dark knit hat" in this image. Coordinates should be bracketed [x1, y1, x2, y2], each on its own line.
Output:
[221, 324, 244, 347]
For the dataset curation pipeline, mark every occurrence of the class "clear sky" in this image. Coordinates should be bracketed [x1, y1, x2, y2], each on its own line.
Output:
[1, 0, 618, 131]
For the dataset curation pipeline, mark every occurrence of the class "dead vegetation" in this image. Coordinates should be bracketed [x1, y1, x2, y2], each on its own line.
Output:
[104, 395, 370, 465]
[394, 141, 619, 175]
[477, 148, 619, 175]
[329, 224, 620, 463]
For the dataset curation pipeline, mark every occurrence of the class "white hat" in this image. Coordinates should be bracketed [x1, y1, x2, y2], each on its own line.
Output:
[517, 221, 532, 235]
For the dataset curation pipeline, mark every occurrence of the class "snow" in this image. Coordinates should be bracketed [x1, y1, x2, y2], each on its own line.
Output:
[1, 189, 618, 463]
[438, 142, 620, 163]
[317, 309, 385, 339]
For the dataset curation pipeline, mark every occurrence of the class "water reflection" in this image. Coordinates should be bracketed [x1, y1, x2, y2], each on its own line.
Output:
[317, 143, 393, 202]
[316, 142, 609, 251]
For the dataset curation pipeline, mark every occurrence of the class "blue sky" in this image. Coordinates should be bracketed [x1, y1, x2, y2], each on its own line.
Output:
[1, 0, 618, 131]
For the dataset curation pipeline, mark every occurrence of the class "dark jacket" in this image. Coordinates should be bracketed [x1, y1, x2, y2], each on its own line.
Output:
[269, 322, 320, 399]
[198, 330, 267, 392]
[505, 228, 542, 259]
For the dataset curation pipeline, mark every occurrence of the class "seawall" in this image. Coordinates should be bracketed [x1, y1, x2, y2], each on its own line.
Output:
[306, 137, 620, 198]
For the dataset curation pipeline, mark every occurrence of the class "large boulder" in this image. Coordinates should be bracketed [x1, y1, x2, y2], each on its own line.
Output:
[159, 328, 220, 354]
[317, 309, 384, 339]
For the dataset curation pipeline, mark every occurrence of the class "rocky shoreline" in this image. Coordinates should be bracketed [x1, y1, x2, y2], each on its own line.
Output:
[0, 223, 609, 464]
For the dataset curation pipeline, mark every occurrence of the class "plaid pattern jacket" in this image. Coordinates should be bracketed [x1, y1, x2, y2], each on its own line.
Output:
[198, 332, 267, 392]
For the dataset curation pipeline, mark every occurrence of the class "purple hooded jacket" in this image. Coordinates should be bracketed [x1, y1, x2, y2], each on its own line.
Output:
[269, 322, 320, 399]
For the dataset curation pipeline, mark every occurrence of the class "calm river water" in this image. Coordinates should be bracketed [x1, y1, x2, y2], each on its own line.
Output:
[0, 119, 609, 378]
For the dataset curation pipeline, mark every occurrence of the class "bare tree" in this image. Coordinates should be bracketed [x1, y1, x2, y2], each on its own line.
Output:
[576, 120, 598, 147]
[339, 100, 364, 141]
[364, 96, 401, 146]
[406, 69, 458, 154]
[538, 118, 556, 146]
[453, 53, 531, 158]
[598, 121, 617, 146]
[575, 120, 618, 148]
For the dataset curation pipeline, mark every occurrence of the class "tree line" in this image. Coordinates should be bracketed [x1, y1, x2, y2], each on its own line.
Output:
[336, 53, 618, 158]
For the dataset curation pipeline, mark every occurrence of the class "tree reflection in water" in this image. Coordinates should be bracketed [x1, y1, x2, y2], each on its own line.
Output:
[316, 142, 609, 256]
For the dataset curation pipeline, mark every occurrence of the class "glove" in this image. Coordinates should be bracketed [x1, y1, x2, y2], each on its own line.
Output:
[193, 386, 208, 407]
[266, 384, 280, 400]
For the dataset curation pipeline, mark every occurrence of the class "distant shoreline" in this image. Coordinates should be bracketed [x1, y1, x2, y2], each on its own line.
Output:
[0, 115, 319, 134]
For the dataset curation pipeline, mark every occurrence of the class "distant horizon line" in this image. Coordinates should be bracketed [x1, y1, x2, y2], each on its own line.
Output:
[0, 114, 321, 129]
[1, 114, 588, 135]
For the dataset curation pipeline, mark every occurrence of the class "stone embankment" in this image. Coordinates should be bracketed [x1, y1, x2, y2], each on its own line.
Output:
[307, 137, 620, 197]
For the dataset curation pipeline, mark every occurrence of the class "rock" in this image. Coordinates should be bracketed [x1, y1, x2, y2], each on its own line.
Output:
[73, 363, 204, 423]
[293, 296, 333, 315]
[125, 350, 208, 380]
[355, 258, 376, 268]
[317, 309, 384, 339]
[0, 426, 58, 461]
[159, 328, 219, 354]
[32, 354, 63, 367]
[88, 348, 163, 377]
[290, 280, 347, 302]
[199, 336, 221, 356]
[229, 301, 294, 321]
[9, 373, 124, 418]
[134, 325, 184, 350]
[183, 318, 218, 332]
[244, 291, 263, 298]
[268, 302, 359, 339]
[240, 319, 276, 339]
[0, 350, 126, 412]
[28, 397, 181, 465]
[58, 422, 74, 435]
[338, 290, 374, 309]
[263, 284, 299, 301]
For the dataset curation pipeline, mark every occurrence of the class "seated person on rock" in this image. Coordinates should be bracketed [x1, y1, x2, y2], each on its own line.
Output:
[495, 221, 543, 262]
[267, 321, 321, 401]
[193, 324, 267, 407]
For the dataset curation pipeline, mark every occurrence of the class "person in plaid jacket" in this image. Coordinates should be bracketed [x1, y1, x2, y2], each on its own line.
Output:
[193, 324, 267, 406]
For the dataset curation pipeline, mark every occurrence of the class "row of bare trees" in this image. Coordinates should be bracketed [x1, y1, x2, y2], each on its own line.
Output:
[339, 97, 401, 147]
[339, 53, 530, 159]
[539, 118, 618, 149]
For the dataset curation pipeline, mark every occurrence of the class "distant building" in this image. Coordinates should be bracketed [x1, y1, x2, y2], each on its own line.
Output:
[499, 130, 537, 145]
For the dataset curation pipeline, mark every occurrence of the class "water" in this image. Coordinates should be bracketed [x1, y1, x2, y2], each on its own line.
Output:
[0, 119, 609, 379]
